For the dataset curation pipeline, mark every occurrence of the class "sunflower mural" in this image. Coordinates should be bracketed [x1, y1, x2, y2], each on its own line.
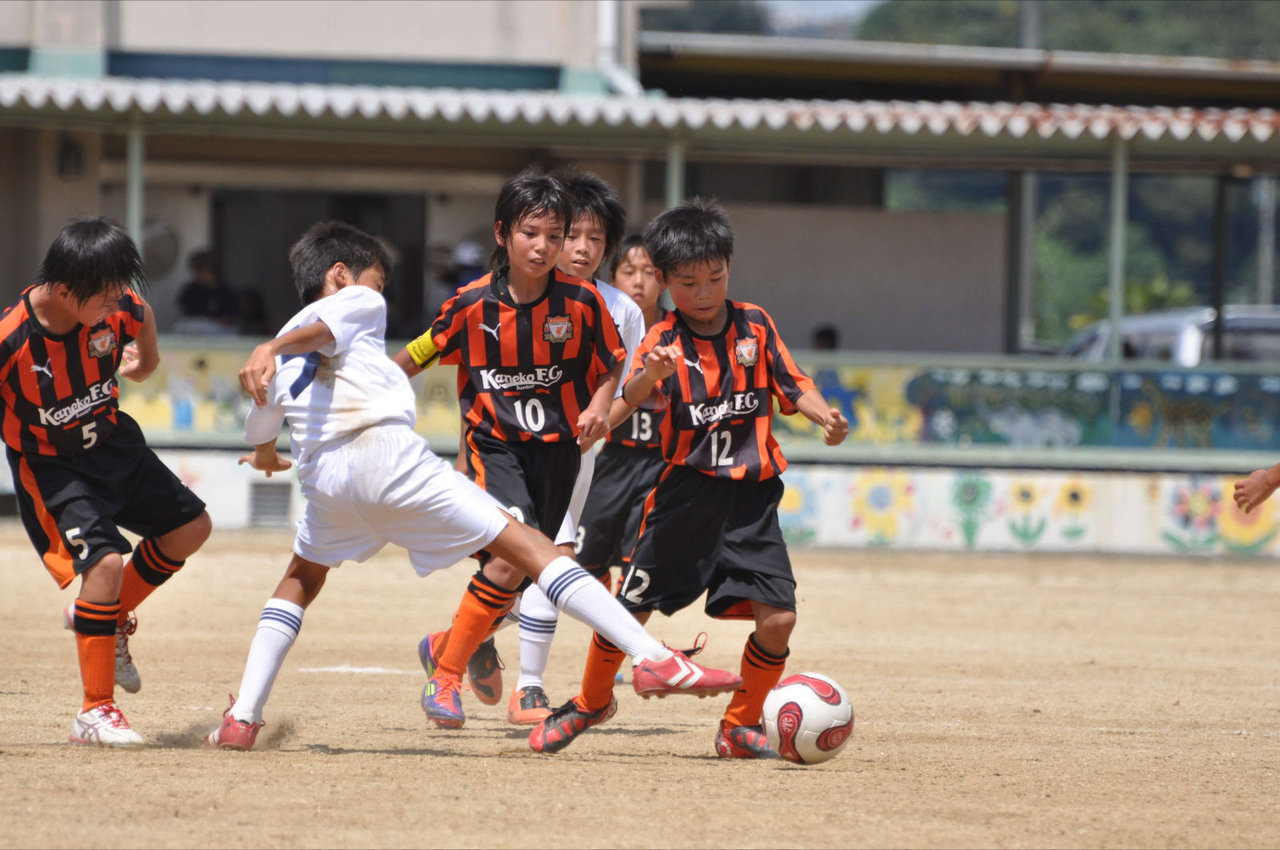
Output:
[951, 471, 993, 549]
[1006, 478, 1047, 547]
[851, 469, 914, 546]
[778, 477, 819, 547]
[1053, 478, 1092, 541]
[1217, 479, 1279, 555]
[1161, 478, 1221, 553]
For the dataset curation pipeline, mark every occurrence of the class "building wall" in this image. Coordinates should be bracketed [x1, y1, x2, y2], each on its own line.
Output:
[8, 1, 607, 73]
[0, 128, 104, 297]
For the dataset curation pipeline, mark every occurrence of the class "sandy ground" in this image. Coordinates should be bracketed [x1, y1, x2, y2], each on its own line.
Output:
[1, 523, 1277, 849]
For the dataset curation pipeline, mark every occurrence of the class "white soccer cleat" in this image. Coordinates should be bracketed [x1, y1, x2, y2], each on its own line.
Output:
[68, 702, 145, 749]
[63, 603, 142, 694]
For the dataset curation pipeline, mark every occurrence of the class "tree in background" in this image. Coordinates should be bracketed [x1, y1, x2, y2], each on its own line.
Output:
[640, 0, 771, 34]
[868, 0, 1277, 346]
[858, 0, 1280, 60]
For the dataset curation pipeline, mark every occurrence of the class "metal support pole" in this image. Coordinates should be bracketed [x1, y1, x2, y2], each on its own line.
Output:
[125, 119, 144, 247]
[1004, 172, 1023, 354]
[665, 135, 686, 209]
[1105, 137, 1128, 362]
[1210, 175, 1229, 361]
[1259, 176, 1276, 305]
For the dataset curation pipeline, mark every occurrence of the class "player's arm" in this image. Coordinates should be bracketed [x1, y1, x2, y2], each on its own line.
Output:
[577, 361, 622, 449]
[238, 440, 292, 478]
[119, 297, 160, 383]
[1234, 463, 1280, 513]
[394, 329, 440, 379]
[240, 320, 336, 407]
[622, 344, 678, 409]
[795, 388, 849, 446]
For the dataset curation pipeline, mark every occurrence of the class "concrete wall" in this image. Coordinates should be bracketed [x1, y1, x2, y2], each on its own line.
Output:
[671, 203, 1007, 354]
[8, 0, 604, 71]
[0, 127, 104, 297]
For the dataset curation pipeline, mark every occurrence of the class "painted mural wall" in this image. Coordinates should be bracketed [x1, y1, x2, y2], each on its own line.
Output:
[778, 465, 1276, 557]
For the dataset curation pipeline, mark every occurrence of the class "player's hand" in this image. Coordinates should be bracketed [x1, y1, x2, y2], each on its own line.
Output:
[118, 343, 144, 382]
[1233, 469, 1277, 514]
[238, 451, 292, 477]
[643, 345, 679, 381]
[239, 343, 277, 407]
[577, 407, 608, 449]
[822, 408, 849, 446]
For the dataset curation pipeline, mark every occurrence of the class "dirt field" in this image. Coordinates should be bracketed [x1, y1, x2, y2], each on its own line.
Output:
[2, 522, 1277, 849]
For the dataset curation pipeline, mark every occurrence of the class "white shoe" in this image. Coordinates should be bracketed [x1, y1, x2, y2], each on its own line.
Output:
[63, 603, 142, 694]
[69, 702, 145, 748]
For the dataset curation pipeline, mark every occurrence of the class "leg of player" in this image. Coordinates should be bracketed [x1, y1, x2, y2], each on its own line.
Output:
[506, 533, 578, 726]
[420, 517, 742, 729]
[716, 601, 795, 760]
[207, 554, 330, 751]
[67, 552, 144, 748]
[107, 511, 213, 694]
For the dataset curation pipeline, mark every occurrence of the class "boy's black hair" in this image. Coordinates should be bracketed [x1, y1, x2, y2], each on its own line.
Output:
[36, 217, 146, 301]
[551, 167, 627, 272]
[642, 198, 734, 277]
[610, 234, 649, 278]
[288, 221, 393, 304]
[491, 168, 574, 271]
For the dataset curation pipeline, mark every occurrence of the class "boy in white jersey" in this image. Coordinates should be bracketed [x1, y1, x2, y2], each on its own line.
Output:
[207, 221, 740, 750]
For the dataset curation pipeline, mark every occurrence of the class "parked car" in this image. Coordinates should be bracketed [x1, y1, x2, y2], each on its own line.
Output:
[1059, 306, 1280, 365]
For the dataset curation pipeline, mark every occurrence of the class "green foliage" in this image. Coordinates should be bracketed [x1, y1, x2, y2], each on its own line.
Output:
[640, 0, 771, 35]
[857, 0, 1280, 60]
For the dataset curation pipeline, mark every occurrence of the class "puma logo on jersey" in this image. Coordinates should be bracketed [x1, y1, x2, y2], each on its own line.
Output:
[684, 357, 704, 375]
[29, 361, 54, 380]
[478, 322, 500, 341]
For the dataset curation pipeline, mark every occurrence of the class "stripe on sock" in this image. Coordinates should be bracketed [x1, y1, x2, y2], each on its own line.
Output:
[73, 599, 121, 636]
[543, 565, 591, 606]
[517, 614, 559, 636]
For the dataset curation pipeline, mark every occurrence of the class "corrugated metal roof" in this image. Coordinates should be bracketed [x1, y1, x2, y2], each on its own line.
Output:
[1, 73, 1277, 153]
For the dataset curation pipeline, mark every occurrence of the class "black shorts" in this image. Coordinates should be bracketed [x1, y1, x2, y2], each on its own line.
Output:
[576, 443, 666, 573]
[465, 429, 579, 537]
[620, 464, 796, 618]
[8, 412, 207, 589]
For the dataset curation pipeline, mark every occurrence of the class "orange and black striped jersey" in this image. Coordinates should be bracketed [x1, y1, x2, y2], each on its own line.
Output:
[411, 269, 624, 443]
[0, 286, 145, 456]
[627, 300, 814, 481]
[606, 308, 667, 451]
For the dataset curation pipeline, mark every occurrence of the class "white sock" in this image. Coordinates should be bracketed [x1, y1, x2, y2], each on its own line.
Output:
[516, 583, 559, 690]
[536, 556, 670, 662]
[231, 598, 303, 724]
[496, 596, 519, 633]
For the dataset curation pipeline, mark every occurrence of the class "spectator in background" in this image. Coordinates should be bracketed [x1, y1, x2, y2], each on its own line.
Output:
[176, 250, 239, 335]
[812, 324, 839, 350]
[443, 240, 487, 293]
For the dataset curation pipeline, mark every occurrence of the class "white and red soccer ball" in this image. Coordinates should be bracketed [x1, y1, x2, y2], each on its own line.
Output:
[763, 672, 854, 765]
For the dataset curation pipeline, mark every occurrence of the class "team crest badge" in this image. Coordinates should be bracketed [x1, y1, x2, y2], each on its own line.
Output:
[735, 337, 759, 367]
[87, 327, 117, 358]
[543, 315, 574, 343]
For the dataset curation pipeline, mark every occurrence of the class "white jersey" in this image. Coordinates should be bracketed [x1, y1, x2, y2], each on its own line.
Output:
[594, 277, 645, 399]
[553, 278, 645, 546]
[243, 285, 416, 473]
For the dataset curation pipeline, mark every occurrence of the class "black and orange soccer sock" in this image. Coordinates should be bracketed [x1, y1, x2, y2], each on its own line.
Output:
[576, 632, 625, 712]
[117, 538, 185, 624]
[73, 598, 120, 710]
[723, 632, 789, 729]
[436, 572, 516, 680]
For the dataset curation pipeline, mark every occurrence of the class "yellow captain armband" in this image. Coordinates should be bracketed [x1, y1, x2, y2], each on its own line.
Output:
[405, 332, 440, 368]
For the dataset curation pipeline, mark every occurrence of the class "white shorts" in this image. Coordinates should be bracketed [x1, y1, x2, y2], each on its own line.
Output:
[293, 424, 509, 575]
[554, 446, 596, 547]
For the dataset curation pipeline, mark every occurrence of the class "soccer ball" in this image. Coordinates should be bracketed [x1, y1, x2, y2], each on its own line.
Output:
[762, 672, 854, 765]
